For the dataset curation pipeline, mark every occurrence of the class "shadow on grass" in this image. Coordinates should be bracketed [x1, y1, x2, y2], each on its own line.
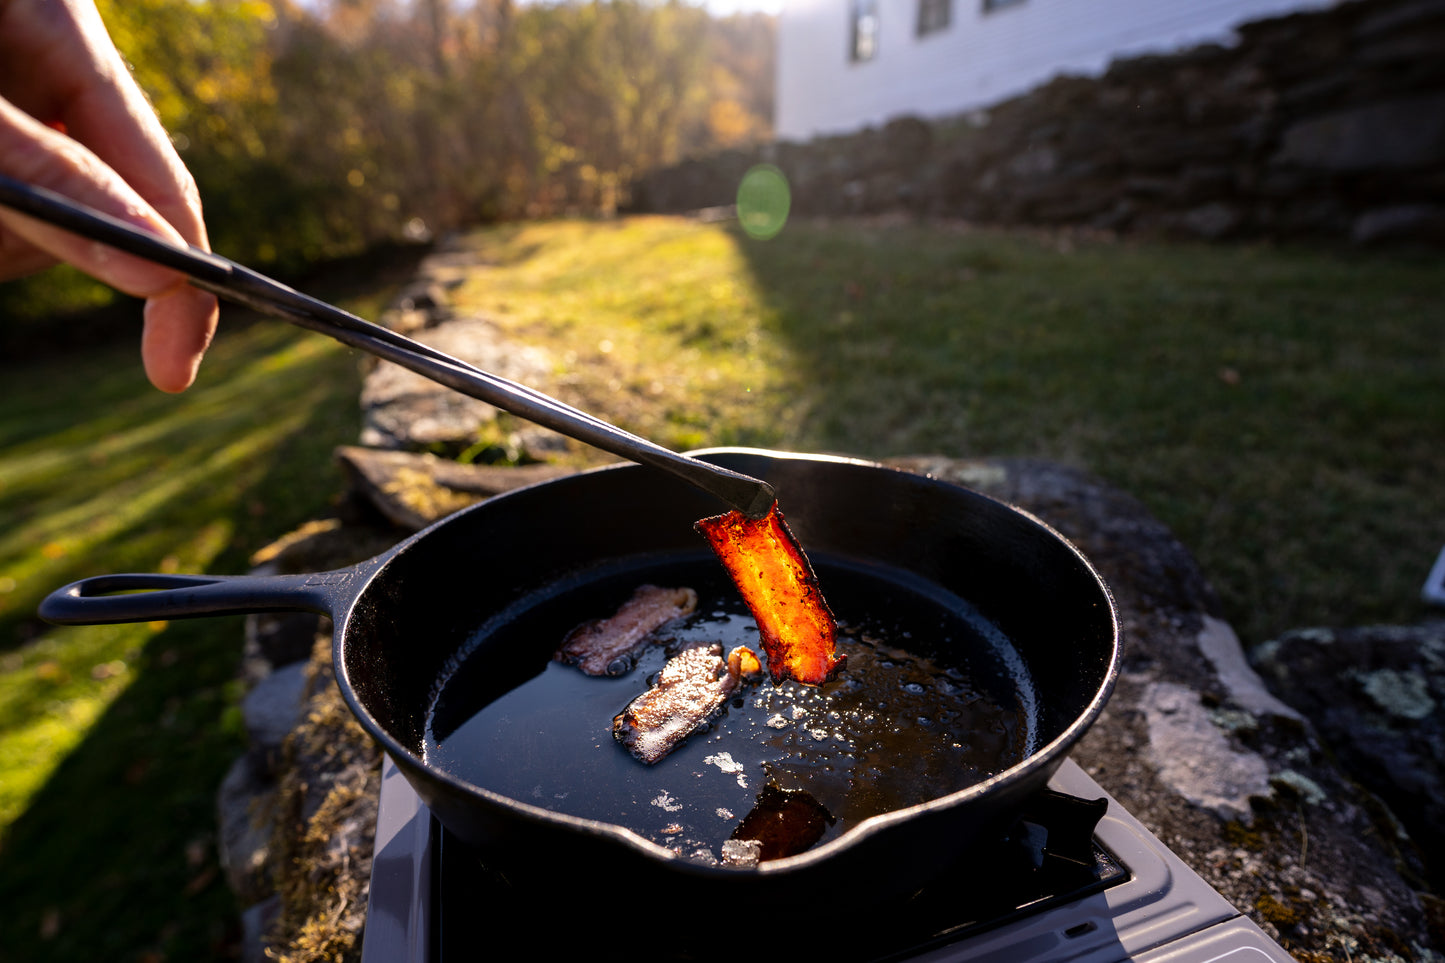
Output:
[0, 620, 255, 960]
[0, 246, 426, 961]
[0, 338, 357, 960]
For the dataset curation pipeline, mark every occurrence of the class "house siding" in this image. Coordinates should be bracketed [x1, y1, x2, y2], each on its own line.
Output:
[776, 0, 1336, 139]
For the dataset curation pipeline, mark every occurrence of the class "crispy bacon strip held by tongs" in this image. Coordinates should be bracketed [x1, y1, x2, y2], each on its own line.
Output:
[695, 502, 844, 686]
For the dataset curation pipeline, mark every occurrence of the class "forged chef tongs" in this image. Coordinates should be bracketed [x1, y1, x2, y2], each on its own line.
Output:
[0, 175, 776, 518]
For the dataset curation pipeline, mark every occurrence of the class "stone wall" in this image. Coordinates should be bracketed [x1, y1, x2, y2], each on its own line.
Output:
[628, 0, 1445, 244]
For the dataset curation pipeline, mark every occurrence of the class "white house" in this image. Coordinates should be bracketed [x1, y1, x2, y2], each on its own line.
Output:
[775, 0, 1337, 140]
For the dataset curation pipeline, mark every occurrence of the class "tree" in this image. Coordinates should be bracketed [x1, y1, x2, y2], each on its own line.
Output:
[78, 0, 778, 265]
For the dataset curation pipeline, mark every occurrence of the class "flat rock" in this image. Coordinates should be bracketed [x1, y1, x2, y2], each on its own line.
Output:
[240, 897, 280, 963]
[1176, 201, 1244, 240]
[1352, 204, 1445, 245]
[358, 316, 562, 457]
[242, 610, 322, 679]
[1272, 92, 1445, 172]
[335, 445, 578, 531]
[1251, 621, 1445, 890]
[241, 661, 310, 762]
[217, 754, 278, 908]
[887, 456, 1438, 959]
[1140, 678, 1274, 823]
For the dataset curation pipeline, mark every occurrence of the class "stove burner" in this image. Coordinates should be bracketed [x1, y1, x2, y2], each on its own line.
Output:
[889, 790, 1125, 948]
[430, 786, 1125, 961]
[362, 760, 1297, 963]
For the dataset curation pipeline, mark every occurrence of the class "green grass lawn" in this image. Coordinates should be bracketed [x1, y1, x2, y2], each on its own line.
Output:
[450, 216, 1445, 647]
[0, 258, 407, 961]
[0, 218, 1439, 961]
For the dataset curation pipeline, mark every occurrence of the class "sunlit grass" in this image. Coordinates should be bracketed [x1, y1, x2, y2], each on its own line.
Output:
[0, 300, 372, 959]
[449, 217, 1444, 646]
[452, 217, 802, 452]
[0, 622, 155, 825]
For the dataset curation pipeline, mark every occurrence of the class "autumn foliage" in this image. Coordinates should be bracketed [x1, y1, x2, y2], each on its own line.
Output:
[94, 0, 774, 270]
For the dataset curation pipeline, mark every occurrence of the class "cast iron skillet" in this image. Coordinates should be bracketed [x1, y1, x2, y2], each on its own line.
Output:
[41, 449, 1119, 904]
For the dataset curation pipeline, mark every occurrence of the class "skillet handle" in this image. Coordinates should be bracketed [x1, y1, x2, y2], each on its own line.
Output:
[38, 568, 366, 625]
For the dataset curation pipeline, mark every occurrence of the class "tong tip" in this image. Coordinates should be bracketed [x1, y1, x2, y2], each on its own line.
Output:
[739, 481, 778, 520]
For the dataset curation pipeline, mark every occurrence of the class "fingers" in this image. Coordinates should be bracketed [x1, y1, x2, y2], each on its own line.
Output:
[0, 0, 218, 391]
[43, 0, 212, 252]
[0, 223, 59, 282]
[0, 0, 208, 247]
[0, 98, 220, 391]
[0, 95, 190, 283]
[143, 285, 218, 393]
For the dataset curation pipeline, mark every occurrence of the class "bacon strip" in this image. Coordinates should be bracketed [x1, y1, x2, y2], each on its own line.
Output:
[556, 584, 697, 676]
[613, 644, 762, 764]
[695, 502, 843, 685]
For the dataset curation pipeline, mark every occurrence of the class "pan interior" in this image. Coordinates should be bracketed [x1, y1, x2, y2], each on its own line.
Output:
[423, 550, 1038, 865]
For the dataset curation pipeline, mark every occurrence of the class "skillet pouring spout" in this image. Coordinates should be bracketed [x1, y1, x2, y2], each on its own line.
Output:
[38, 449, 1120, 904]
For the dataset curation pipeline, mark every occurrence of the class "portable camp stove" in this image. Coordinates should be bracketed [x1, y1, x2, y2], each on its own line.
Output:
[362, 757, 1292, 962]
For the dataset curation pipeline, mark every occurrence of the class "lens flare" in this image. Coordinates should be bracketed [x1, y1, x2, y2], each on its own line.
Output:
[736, 165, 791, 240]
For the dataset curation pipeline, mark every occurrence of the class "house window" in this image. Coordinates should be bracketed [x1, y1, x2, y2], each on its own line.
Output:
[917, 0, 951, 36]
[850, 0, 879, 62]
[982, 0, 1024, 12]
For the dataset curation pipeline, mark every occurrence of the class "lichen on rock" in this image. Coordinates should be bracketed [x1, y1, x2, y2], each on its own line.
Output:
[1142, 679, 1273, 823]
[1355, 667, 1436, 721]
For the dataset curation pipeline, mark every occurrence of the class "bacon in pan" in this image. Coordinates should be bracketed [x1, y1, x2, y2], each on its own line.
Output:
[613, 644, 762, 764]
[556, 584, 698, 676]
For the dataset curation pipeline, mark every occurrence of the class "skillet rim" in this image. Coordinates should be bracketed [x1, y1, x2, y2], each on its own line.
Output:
[331, 447, 1122, 878]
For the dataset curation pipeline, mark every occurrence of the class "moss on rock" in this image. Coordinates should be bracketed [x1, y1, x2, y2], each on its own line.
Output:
[265, 635, 381, 963]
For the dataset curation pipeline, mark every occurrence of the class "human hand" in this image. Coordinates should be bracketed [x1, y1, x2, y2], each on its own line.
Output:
[0, 0, 219, 392]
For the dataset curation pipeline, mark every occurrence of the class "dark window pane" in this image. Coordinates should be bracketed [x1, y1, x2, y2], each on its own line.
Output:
[918, 0, 951, 36]
[851, 0, 879, 61]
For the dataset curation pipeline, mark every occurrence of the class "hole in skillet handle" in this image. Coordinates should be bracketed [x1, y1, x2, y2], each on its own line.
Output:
[38, 570, 349, 625]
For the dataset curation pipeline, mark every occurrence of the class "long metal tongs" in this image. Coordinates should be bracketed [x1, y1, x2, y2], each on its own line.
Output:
[0, 175, 776, 518]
